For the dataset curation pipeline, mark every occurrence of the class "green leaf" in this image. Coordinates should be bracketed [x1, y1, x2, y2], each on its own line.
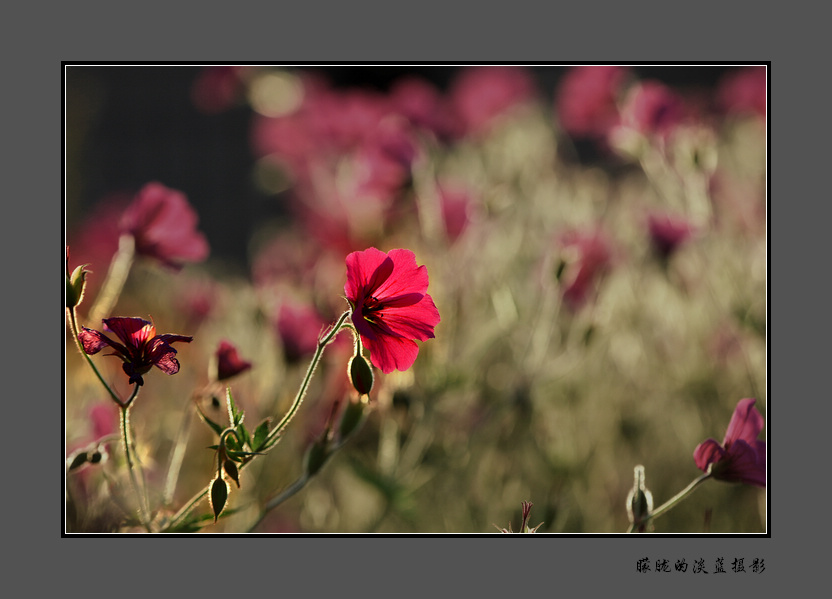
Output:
[237, 421, 252, 451]
[196, 406, 226, 437]
[252, 419, 271, 452]
[225, 387, 244, 427]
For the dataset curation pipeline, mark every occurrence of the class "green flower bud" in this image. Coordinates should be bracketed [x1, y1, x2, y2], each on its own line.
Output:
[303, 437, 330, 478]
[210, 476, 229, 523]
[223, 459, 240, 488]
[626, 465, 654, 532]
[66, 264, 90, 309]
[338, 397, 367, 440]
[348, 353, 374, 396]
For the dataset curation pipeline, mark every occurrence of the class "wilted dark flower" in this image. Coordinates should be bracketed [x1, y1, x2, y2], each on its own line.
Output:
[215, 340, 252, 381]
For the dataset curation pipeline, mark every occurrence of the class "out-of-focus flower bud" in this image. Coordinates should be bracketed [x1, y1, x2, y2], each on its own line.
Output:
[67, 450, 88, 471]
[338, 396, 367, 440]
[210, 476, 229, 523]
[303, 436, 330, 478]
[626, 465, 654, 532]
[348, 353, 374, 396]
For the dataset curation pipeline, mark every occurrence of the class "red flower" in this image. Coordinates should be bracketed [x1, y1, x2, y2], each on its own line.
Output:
[617, 81, 687, 138]
[557, 228, 614, 310]
[79, 317, 193, 386]
[215, 340, 252, 381]
[448, 66, 536, 137]
[694, 398, 766, 487]
[715, 66, 766, 119]
[344, 248, 440, 374]
[119, 182, 209, 270]
[646, 212, 695, 261]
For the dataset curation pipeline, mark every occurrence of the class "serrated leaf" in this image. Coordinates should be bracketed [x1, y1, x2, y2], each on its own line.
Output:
[252, 419, 270, 450]
[237, 421, 252, 450]
[225, 387, 244, 427]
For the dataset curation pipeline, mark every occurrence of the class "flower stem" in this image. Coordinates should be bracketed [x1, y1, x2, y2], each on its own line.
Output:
[165, 310, 353, 532]
[265, 310, 351, 446]
[628, 471, 712, 533]
[66, 306, 125, 407]
[89, 234, 135, 325]
[119, 394, 152, 531]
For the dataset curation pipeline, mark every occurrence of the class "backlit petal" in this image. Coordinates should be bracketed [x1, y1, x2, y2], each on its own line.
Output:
[723, 398, 764, 445]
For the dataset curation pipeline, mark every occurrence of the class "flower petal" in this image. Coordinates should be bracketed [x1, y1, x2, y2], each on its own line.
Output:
[345, 247, 394, 301]
[102, 317, 156, 349]
[720, 440, 766, 487]
[723, 398, 764, 445]
[693, 438, 725, 472]
[78, 327, 115, 355]
[372, 248, 429, 301]
[363, 332, 420, 374]
[375, 293, 440, 341]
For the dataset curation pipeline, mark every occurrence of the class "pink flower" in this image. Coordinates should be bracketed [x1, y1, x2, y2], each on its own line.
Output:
[275, 300, 326, 364]
[448, 66, 537, 136]
[119, 182, 209, 270]
[556, 65, 629, 140]
[344, 248, 440, 374]
[389, 76, 460, 140]
[437, 184, 476, 242]
[715, 66, 766, 119]
[617, 81, 687, 138]
[79, 317, 193, 386]
[694, 398, 766, 487]
[557, 228, 614, 310]
[215, 340, 252, 381]
[646, 212, 695, 260]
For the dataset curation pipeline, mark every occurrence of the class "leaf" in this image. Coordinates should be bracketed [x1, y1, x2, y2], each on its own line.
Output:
[196, 405, 226, 437]
[252, 419, 271, 452]
[237, 421, 252, 451]
[225, 387, 244, 427]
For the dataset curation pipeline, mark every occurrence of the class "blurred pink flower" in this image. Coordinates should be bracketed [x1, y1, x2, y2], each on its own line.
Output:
[389, 76, 460, 140]
[274, 300, 326, 364]
[437, 184, 476, 242]
[557, 228, 614, 309]
[79, 316, 193, 386]
[715, 66, 766, 119]
[120, 182, 209, 270]
[345, 248, 440, 374]
[556, 65, 629, 140]
[616, 81, 688, 138]
[215, 340, 252, 381]
[646, 212, 695, 260]
[191, 66, 247, 114]
[448, 66, 537, 136]
[694, 398, 766, 487]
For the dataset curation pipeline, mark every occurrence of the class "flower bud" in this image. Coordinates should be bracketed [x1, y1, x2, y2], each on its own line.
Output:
[223, 459, 240, 488]
[348, 353, 374, 396]
[66, 263, 90, 309]
[626, 465, 654, 532]
[303, 437, 330, 478]
[338, 397, 367, 440]
[210, 476, 229, 523]
[67, 451, 88, 471]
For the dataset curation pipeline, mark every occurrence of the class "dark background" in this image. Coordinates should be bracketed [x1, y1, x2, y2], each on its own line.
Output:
[65, 65, 739, 270]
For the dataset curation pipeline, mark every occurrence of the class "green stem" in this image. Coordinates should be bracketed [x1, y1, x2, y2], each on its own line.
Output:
[119, 393, 152, 531]
[89, 234, 135, 325]
[265, 310, 352, 446]
[67, 306, 125, 407]
[628, 471, 712, 533]
[166, 310, 353, 532]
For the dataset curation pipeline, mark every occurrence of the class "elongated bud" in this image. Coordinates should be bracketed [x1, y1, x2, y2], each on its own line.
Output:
[303, 437, 330, 478]
[210, 476, 229, 523]
[348, 353, 374, 396]
[66, 264, 90, 309]
[626, 465, 654, 532]
[338, 397, 367, 440]
[223, 459, 240, 488]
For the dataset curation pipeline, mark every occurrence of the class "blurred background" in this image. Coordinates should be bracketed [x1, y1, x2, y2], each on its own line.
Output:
[65, 64, 767, 533]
